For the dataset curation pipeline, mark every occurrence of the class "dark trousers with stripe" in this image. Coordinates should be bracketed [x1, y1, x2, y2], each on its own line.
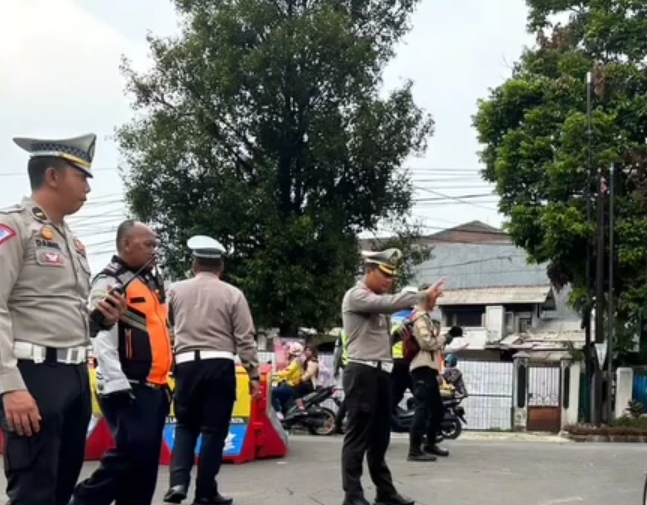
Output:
[341, 362, 397, 500]
[169, 358, 236, 500]
[73, 384, 169, 505]
[0, 361, 91, 505]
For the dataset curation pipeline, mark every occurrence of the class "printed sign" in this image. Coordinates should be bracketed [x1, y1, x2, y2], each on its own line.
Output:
[162, 417, 249, 457]
[594, 342, 608, 367]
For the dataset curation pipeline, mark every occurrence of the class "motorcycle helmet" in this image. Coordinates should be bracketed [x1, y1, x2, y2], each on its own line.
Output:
[445, 354, 457, 367]
[287, 342, 304, 356]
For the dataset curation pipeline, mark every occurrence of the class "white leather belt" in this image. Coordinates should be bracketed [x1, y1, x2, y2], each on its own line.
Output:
[175, 350, 235, 364]
[348, 359, 394, 373]
[14, 342, 88, 365]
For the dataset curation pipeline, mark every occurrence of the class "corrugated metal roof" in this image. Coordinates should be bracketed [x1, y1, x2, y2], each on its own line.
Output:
[413, 242, 547, 290]
[438, 285, 553, 305]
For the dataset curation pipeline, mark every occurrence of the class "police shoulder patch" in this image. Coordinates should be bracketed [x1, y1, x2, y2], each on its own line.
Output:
[0, 223, 16, 246]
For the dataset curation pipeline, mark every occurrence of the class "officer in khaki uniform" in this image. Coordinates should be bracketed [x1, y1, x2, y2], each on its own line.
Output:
[164, 236, 260, 505]
[0, 134, 125, 505]
[340, 248, 443, 505]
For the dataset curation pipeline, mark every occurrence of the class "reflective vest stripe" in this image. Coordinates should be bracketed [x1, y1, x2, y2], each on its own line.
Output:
[392, 341, 403, 359]
[341, 331, 349, 365]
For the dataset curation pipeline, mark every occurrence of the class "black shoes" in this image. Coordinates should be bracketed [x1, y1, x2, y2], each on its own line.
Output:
[164, 484, 233, 505]
[193, 495, 233, 505]
[164, 486, 188, 503]
[374, 493, 415, 505]
[424, 444, 449, 457]
[407, 450, 437, 462]
[342, 496, 371, 505]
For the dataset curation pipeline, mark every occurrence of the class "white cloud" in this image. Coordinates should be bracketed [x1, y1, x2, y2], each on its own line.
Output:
[0, 0, 534, 270]
[0, 0, 151, 271]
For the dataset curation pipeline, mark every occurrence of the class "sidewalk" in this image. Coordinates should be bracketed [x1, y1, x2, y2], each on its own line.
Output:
[388, 430, 569, 443]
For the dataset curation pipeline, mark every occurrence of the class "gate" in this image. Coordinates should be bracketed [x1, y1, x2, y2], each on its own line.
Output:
[527, 363, 561, 432]
[460, 360, 514, 431]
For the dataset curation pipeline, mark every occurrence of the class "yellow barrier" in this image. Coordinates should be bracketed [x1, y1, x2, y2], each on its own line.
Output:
[88, 368, 252, 418]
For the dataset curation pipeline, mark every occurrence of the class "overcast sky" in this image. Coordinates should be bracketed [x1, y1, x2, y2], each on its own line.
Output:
[0, 0, 534, 273]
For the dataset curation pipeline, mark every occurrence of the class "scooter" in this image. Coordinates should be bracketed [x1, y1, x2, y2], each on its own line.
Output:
[279, 385, 338, 436]
[392, 395, 467, 440]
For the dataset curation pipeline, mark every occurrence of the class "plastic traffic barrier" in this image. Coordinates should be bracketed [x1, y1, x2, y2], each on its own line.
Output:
[84, 367, 115, 460]
[160, 363, 288, 465]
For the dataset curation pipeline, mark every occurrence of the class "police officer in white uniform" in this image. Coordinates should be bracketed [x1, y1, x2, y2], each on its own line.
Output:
[0, 134, 125, 505]
[164, 236, 260, 505]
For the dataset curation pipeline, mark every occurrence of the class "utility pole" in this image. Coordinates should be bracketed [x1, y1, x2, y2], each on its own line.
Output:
[593, 162, 606, 426]
[584, 71, 593, 423]
[607, 164, 615, 422]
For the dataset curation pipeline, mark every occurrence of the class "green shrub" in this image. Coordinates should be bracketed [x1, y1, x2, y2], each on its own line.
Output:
[611, 415, 647, 429]
[625, 399, 644, 418]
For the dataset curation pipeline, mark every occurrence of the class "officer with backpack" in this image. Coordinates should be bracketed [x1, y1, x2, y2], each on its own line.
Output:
[401, 293, 454, 462]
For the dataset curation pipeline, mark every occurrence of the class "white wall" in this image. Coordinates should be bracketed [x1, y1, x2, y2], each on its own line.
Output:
[615, 367, 634, 418]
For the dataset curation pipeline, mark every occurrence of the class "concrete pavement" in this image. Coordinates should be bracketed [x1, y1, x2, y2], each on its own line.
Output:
[17, 434, 647, 504]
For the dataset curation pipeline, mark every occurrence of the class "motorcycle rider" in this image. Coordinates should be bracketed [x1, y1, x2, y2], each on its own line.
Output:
[296, 344, 320, 397]
[272, 342, 305, 417]
[442, 354, 468, 398]
[408, 294, 454, 462]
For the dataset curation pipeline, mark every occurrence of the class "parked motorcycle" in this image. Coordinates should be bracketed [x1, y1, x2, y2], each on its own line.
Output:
[393, 395, 467, 440]
[280, 385, 338, 436]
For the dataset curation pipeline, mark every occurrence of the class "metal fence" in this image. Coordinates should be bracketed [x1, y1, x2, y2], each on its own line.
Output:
[459, 360, 514, 431]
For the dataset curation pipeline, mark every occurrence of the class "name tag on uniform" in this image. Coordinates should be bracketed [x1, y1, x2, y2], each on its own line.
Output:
[37, 250, 64, 266]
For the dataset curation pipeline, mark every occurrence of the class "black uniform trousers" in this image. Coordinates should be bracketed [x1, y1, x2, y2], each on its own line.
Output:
[335, 396, 348, 431]
[169, 358, 236, 500]
[391, 358, 412, 410]
[341, 362, 397, 500]
[73, 384, 170, 505]
[409, 367, 443, 449]
[0, 360, 91, 505]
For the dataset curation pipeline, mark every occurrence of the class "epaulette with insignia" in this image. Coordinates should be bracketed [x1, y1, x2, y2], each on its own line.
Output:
[104, 262, 123, 275]
[92, 261, 126, 284]
[0, 204, 23, 215]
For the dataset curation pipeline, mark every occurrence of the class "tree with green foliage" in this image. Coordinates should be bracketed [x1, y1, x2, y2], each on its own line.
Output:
[473, 0, 647, 359]
[116, 0, 433, 335]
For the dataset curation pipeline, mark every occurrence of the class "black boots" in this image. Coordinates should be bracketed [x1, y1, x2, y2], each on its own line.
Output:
[407, 449, 436, 462]
[343, 493, 415, 505]
[374, 492, 415, 505]
[407, 441, 449, 461]
[424, 444, 449, 457]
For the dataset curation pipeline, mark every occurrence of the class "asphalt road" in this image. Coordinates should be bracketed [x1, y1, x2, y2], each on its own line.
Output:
[10, 434, 647, 505]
